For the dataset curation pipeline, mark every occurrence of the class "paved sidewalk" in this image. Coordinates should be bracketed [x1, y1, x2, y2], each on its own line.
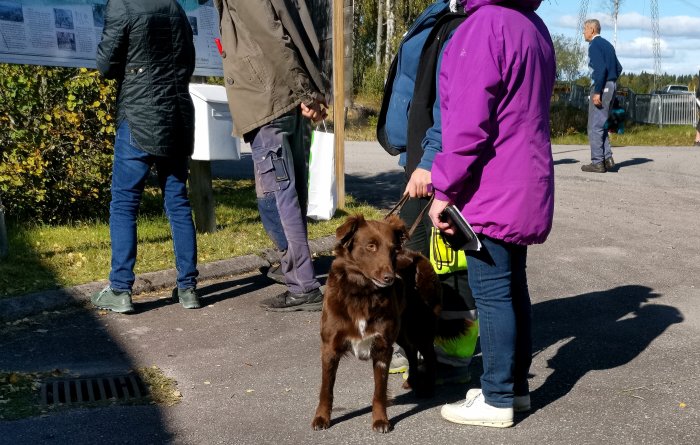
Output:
[1, 144, 699, 444]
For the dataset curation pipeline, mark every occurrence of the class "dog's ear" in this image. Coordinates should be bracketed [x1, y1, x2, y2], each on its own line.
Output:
[336, 214, 365, 249]
[385, 214, 409, 246]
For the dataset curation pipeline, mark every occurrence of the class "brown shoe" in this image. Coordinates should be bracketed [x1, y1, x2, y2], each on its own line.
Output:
[604, 157, 615, 170]
[581, 162, 606, 173]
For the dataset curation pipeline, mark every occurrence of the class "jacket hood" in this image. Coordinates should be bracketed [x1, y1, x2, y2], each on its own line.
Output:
[462, 0, 542, 13]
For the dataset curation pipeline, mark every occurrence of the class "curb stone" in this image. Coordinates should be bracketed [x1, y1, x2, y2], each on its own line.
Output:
[0, 235, 336, 322]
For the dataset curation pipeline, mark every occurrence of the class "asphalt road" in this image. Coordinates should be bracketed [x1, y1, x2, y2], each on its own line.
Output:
[1, 142, 698, 444]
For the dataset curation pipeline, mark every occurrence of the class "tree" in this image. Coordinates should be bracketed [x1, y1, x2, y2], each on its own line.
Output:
[375, 0, 384, 67]
[552, 33, 584, 82]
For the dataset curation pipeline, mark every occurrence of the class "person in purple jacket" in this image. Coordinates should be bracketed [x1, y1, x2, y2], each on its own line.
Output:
[427, 0, 555, 427]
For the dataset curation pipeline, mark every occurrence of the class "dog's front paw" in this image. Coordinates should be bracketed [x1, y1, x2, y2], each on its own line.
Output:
[372, 419, 393, 433]
[312, 415, 331, 430]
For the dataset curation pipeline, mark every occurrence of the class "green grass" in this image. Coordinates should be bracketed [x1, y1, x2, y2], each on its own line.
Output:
[0, 179, 383, 298]
[552, 122, 698, 146]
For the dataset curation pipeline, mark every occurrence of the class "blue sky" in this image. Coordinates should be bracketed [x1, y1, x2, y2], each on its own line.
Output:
[538, 0, 700, 75]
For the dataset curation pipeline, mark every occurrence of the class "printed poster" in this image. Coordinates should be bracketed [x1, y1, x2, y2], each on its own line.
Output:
[0, 0, 223, 76]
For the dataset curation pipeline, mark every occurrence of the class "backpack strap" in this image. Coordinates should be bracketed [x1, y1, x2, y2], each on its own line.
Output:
[405, 12, 467, 175]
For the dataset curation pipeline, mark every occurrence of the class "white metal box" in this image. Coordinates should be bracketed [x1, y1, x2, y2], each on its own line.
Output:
[189, 84, 240, 161]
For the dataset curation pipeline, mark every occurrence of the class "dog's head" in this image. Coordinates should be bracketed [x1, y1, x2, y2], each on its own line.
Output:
[334, 214, 408, 288]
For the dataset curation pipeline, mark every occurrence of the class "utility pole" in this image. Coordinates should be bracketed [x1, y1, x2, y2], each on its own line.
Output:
[333, 0, 347, 209]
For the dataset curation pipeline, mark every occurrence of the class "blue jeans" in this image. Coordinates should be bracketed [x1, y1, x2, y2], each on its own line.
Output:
[247, 109, 319, 294]
[587, 82, 615, 164]
[467, 236, 531, 408]
[109, 122, 198, 291]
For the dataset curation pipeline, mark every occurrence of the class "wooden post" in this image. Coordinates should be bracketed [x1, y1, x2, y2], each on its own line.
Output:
[332, 0, 347, 209]
[188, 75, 217, 233]
[188, 160, 217, 233]
[0, 195, 8, 259]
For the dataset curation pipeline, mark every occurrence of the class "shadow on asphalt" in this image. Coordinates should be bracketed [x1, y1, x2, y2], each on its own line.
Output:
[554, 158, 579, 165]
[530, 284, 683, 412]
[606, 157, 653, 172]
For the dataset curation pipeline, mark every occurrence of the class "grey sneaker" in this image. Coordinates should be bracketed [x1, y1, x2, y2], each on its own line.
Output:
[173, 287, 201, 309]
[389, 345, 409, 374]
[91, 287, 134, 314]
[260, 288, 323, 312]
[604, 157, 615, 170]
[581, 162, 606, 173]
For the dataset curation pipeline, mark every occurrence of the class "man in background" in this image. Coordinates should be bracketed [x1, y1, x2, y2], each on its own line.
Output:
[92, 0, 200, 313]
[582, 18, 622, 173]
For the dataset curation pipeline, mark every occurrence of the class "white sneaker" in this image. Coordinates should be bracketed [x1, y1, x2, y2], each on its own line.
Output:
[514, 394, 531, 412]
[441, 389, 514, 428]
[389, 344, 409, 374]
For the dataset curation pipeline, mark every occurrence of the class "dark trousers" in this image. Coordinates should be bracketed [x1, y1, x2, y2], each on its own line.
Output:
[587, 82, 616, 164]
[248, 110, 319, 294]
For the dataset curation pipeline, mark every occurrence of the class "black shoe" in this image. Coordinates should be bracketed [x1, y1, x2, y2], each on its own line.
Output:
[260, 288, 323, 312]
[581, 162, 606, 173]
[604, 157, 615, 170]
[265, 264, 285, 284]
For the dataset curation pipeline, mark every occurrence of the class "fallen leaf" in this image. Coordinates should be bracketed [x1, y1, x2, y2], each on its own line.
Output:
[245, 389, 254, 393]
[204, 381, 211, 385]
[679, 402, 687, 408]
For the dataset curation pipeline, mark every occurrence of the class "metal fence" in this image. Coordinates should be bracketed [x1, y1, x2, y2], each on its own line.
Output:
[554, 84, 698, 127]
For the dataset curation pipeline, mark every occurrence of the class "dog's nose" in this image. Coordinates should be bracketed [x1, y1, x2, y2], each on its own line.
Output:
[382, 273, 394, 285]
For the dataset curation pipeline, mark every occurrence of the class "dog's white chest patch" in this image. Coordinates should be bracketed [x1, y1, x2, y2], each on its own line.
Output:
[350, 319, 379, 360]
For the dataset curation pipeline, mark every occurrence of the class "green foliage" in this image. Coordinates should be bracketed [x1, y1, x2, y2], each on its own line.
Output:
[549, 103, 588, 138]
[0, 64, 116, 223]
[552, 33, 584, 81]
[352, 0, 433, 95]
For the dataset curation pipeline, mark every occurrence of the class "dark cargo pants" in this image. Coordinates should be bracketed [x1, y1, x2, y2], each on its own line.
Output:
[248, 109, 320, 294]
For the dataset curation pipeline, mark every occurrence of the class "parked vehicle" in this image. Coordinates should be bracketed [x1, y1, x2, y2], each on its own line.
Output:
[656, 85, 692, 94]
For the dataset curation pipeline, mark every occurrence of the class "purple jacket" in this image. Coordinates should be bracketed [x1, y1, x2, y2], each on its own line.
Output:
[431, 0, 555, 245]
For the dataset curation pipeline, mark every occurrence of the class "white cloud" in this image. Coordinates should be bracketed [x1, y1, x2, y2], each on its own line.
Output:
[553, 11, 700, 74]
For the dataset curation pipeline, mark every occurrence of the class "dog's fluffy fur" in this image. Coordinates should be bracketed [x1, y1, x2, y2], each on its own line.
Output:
[311, 214, 441, 433]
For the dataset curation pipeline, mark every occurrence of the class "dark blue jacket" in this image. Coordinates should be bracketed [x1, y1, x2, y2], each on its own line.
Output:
[96, 0, 195, 157]
[377, 0, 452, 155]
[588, 35, 622, 93]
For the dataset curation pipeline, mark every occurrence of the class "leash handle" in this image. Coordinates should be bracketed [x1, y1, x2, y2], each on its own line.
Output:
[385, 194, 435, 240]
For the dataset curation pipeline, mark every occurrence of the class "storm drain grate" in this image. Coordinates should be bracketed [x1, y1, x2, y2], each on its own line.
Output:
[40, 373, 150, 406]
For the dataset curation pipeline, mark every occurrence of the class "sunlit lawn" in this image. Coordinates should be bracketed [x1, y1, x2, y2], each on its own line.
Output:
[0, 179, 383, 298]
[551, 122, 698, 146]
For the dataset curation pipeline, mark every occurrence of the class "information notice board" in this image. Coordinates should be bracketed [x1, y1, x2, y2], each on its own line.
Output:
[0, 0, 223, 76]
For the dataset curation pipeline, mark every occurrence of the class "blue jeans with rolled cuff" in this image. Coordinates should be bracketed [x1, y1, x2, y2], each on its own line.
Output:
[109, 122, 198, 292]
[466, 235, 531, 408]
[247, 109, 320, 294]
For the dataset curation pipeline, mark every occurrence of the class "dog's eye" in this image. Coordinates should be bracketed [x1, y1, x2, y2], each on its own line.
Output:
[366, 243, 377, 252]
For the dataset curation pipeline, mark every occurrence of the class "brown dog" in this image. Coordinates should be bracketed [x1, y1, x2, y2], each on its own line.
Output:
[311, 214, 441, 433]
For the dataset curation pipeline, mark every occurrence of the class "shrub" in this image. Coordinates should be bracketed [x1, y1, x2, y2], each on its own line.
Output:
[549, 103, 588, 137]
[0, 64, 116, 223]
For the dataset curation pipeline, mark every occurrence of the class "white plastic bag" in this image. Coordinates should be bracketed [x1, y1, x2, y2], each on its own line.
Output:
[307, 123, 337, 220]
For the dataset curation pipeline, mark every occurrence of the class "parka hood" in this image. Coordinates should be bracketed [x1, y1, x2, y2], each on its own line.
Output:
[462, 0, 542, 14]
